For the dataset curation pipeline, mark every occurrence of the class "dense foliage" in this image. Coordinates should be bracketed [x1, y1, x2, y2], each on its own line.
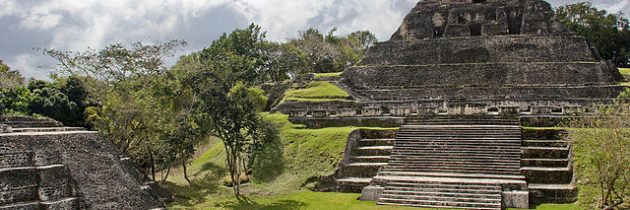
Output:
[556, 2, 630, 67]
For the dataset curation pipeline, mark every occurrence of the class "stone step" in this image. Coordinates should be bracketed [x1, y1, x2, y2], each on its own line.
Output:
[377, 172, 525, 181]
[383, 168, 522, 176]
[376, 201, 501, 210]
[380, 194, 501, 203]
[393, 141, 521, 146]
[373, 175, 527, 187]
[385, 184, 502, 193]
[390, 155, 521, 162]
[393, 148, 522, 155]
[522, 147, 570, 158]
[342, 163, 387, 178]
[335, 177, 372, 193]
[0, 201, 40, 210]
[390, 153, 520, 160]
[383, 190, 502, 199]
[393, 145, 522, 151]
[521, 158, 569, 167]
[354, 146, 393, 156]
[41, 197, 80, 209]
[388, 160, 521, 168]
[384, 165, 521, 173]
[396, 136, 522, 141]
[377, 198, 502, 209]
[10, 127, 86, 133]
[521, 167, 573, 184]
[397, 134, 521, 138]
[357, 139, 396, 147]
[351, 156, 390, 163]
[529, 184, 578, 204]
[522, 140, 569, 147]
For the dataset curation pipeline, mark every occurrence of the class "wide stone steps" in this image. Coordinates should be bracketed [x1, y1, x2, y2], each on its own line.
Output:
[371, 117, 524, 209]
[378, 180, 503, 210]
[522, 158, 569, 167]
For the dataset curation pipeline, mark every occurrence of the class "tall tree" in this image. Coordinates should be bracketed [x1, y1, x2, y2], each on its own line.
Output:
[556, 2, 630, 67]
[180, 24, 277, 197]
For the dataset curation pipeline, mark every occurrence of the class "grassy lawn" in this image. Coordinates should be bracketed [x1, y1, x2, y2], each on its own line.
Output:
[282, 81, 351, 102]
[619, 68, 630, 75]
[162, 113, 397, 209]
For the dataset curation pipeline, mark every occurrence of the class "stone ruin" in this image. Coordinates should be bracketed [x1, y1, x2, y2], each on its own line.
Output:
[277, 0, 624, 125]
[277, 0, 626, 209]
[0, 116, 167, 210]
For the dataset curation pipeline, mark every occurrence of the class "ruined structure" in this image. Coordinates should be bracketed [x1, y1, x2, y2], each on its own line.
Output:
[0, 116, 166, 210]
[278, 0, 624, 123]
[281, 0, 625, 209]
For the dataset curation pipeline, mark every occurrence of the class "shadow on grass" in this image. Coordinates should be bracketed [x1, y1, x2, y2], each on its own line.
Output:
[217, 196, 306, 210]
[161, 163, 226, 208]
[252, 131, 285, 182]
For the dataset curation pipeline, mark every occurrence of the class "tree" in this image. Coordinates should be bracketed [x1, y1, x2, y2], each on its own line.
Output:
[556, 3, 630, 67]
[181, 24, 278, 197]
[570, 104, 630, 209]
[46, 41, 187, 179]
[0, 59, 24, 89]
[288, 28, 377, 73]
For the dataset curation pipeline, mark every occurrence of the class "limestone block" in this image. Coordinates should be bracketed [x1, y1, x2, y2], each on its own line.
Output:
[360, 186, 384, 201]
[38, 165, 72, 201]
[502, 191, 529, 209]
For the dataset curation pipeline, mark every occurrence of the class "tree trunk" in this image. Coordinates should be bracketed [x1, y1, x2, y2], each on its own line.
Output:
[149, 146, 156, 181]
[162, 162, 172, 182]
[182, 156, 191, 185]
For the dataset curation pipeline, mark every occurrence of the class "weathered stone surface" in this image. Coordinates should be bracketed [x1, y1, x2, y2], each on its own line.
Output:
[0, 132, 165, 210]
[391, 0, 568, 41]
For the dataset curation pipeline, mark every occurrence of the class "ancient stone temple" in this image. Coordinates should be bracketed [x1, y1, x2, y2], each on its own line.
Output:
[279, 0, 626, 209]
[0, 116, 167, 210]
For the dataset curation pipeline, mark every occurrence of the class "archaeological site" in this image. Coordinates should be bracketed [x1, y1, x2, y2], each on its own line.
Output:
[1, 0, 628, 209]
[277, 0, 625, 209]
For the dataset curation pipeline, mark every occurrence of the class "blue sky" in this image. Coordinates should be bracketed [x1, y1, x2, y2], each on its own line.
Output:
[1, 0, 629, 79]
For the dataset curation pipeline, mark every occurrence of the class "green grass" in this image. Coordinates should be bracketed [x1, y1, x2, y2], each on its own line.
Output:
[313, 72, 342, 78]
[282, 81, 351, 102]
[509, 203, 578, 210]
[619, 68, 630, 75]
[163, 113, 397, 208]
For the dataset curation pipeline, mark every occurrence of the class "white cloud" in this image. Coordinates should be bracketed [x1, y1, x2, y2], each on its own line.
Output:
[2, 0, 629, 79]
[601, 0, 630, 13]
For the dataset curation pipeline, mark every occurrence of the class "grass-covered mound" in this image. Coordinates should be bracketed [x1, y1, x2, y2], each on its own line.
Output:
[281, 81, 351, 102]
[162, 113, 395, 209]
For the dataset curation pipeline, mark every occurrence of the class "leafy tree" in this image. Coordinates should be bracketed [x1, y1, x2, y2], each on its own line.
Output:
[556, 2, 630, 67]
[0, 87, 32, 115]
[570, 105, 630, 209]
[181, 24, 278, 197]
[46, 41, 187, 178]
[288, 28, 377, 73]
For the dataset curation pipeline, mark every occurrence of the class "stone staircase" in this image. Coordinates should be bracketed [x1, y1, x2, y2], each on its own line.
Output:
[0, 146, 81, 209]
[366, 116, 528, 209]
[333, 130, 396, 192]
[521, 129, 577, 203]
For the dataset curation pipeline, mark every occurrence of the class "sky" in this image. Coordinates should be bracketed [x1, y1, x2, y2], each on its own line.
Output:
[1, 0, 629, 79]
